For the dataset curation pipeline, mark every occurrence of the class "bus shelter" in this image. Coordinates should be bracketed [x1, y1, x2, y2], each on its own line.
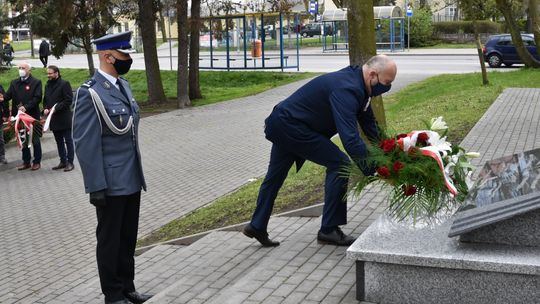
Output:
[199, 12, 302, 71]
[321, 6, 405, 52]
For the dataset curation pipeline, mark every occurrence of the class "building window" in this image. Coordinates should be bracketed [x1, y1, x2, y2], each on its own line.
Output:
[124, 22, 129, 32]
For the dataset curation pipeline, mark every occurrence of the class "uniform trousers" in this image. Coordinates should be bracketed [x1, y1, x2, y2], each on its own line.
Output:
[250, 114, 350, 232]
[95, 191, 140, 302]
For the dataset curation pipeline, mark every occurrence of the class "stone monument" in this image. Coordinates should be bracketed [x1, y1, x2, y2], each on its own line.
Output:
[347, 148, 540, 304]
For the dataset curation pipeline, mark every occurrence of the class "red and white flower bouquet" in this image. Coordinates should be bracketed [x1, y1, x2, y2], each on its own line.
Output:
[349, 117, 478, 223]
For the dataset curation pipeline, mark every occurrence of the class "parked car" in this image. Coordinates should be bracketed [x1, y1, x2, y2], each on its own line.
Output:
[483, 34, 539, 68]
[300, 23, 333, 38]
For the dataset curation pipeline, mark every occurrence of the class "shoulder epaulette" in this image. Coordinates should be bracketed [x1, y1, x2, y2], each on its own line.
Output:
[81, 79, 96, 88]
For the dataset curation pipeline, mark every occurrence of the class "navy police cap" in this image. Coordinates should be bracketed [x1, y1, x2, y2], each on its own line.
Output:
[92, 31, 134, 54]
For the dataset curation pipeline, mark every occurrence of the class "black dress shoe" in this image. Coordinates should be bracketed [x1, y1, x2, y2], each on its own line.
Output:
[317, 227, 356, 246]
[124, 291, 153, 304]
[52, 162, 66, 170]
[243, 223, 280, 247]
[63, 162, 75, 172]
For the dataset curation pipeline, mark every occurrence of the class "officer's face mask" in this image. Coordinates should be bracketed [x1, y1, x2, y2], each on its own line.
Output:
[111, 55, 133, 75]
[370, 73, 392, 97]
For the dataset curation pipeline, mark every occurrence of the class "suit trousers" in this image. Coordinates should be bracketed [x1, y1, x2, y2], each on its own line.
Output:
[21, 132, 41, 165]
[251, 117, 350, 232]
[95, 191, 140, 302]
[0, 125, 5, 160]
[53, 129, 74, 164]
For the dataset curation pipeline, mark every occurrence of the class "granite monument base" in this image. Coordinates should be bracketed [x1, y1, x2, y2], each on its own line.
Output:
[347, 216, 540, 304]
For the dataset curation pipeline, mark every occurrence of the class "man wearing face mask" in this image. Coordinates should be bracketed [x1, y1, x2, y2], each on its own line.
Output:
[72, 31, 151, 304]
[0, 62, 43, 170]
[244, 55, 397, 247]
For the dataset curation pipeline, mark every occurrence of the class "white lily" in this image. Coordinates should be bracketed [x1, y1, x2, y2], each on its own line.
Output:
[464, 152, 481, 158]
[430, 116, 448, 132]
[426, 132, 452, 158]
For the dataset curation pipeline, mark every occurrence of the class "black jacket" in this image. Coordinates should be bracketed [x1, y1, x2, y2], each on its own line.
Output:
[0, 85, 7, 118]
[4, 75, 43, 119]
[43, 77, 73, 131]
[39, 41, 50, 57]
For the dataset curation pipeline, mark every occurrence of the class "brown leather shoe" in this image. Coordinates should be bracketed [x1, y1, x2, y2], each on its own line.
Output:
[17, 163, 31, 170]
[31, 163, 41, 171]
[52, 162, 67, 170]
[63, 163, 74, 172]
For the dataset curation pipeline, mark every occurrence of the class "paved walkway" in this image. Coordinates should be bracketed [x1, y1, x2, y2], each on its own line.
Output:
[2, 86, 538, 303]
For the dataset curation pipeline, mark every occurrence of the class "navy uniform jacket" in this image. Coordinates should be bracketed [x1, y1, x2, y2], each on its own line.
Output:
[72, 71, 146, 196]
[266, 65, 379, 167]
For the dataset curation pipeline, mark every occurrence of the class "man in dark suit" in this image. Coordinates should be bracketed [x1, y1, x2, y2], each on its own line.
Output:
[244, 55, 397, 247]
[0, 84, 7, 164]
[0, 62, 43, 170]
[39, 39, 50, 68]
[43, 65, 75, 171]
[73, 31, 151, 304]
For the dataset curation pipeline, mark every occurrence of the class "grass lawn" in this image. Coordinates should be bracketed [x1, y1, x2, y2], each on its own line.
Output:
[0, 68, 316, 109]
[11, 41, 32, 52]
[138, 68, 540, 247]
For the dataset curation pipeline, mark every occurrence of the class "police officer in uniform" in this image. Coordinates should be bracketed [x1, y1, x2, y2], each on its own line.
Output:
[72, 31, 152, 304]
[243, 55, 397, 247]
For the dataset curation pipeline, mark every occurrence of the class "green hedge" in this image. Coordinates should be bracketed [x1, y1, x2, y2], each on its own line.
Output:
[433, 21, 502, 34]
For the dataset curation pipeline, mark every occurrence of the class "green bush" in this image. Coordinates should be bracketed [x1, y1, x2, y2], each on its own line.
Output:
[433, 21, 502, 34]
[409, 8, 435, 47]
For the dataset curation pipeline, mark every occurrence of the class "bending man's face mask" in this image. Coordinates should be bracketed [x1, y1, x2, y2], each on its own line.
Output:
[370, 73, 392, 97]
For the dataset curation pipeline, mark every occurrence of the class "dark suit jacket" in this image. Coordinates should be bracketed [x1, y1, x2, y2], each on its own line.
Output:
[267, 65, 379, 168]
[43, 77, 73, 131]
[0, 85, 7, 118]
[4, 75, 42, 119]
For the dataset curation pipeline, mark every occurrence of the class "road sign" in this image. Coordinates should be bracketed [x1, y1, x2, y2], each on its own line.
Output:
[309, 0, 318, 15]
[406, 8, 413, 17]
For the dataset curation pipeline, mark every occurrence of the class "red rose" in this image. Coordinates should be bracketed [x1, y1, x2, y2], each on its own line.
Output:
[402, 184, 417, 196]
[379, 139, 396, 153]
[393, 161, 405, 173]
[417, 132, 429, 143]
[397, 133, 408, 139]
[376, 166, 391, 178]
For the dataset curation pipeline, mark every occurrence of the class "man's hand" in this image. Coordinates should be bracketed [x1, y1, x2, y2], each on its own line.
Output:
[18, 106, 26, 113]
[89, 190, 107, 207]
[0, 94, 3, 102]
[44, 109, 49, 115]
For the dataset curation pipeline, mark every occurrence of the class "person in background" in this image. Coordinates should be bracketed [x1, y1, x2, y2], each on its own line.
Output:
[0, 62, 43, 171]
[43, 65, 74, 171]
[39, 38, 50, 68]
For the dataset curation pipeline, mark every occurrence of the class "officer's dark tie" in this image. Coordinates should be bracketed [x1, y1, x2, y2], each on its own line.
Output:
[116, 79, 129, 101]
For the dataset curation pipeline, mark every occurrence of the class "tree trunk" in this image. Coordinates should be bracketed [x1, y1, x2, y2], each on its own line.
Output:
[83, 36, 95, 76]
[189, 0, 203, 100]
[347, 0, 386, 128]
[496, 0, 540, 67]
[472, 20, 488, 85]
[177, 0, 191, 108]
[138, 0, 167, 104]
[157, 0, 168, 44]
[531, 0, 540, 58]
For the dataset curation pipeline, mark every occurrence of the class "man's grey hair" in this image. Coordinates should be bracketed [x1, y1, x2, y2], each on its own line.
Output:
[364, 55, 392, 72]
[19, 62, 32, 70]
